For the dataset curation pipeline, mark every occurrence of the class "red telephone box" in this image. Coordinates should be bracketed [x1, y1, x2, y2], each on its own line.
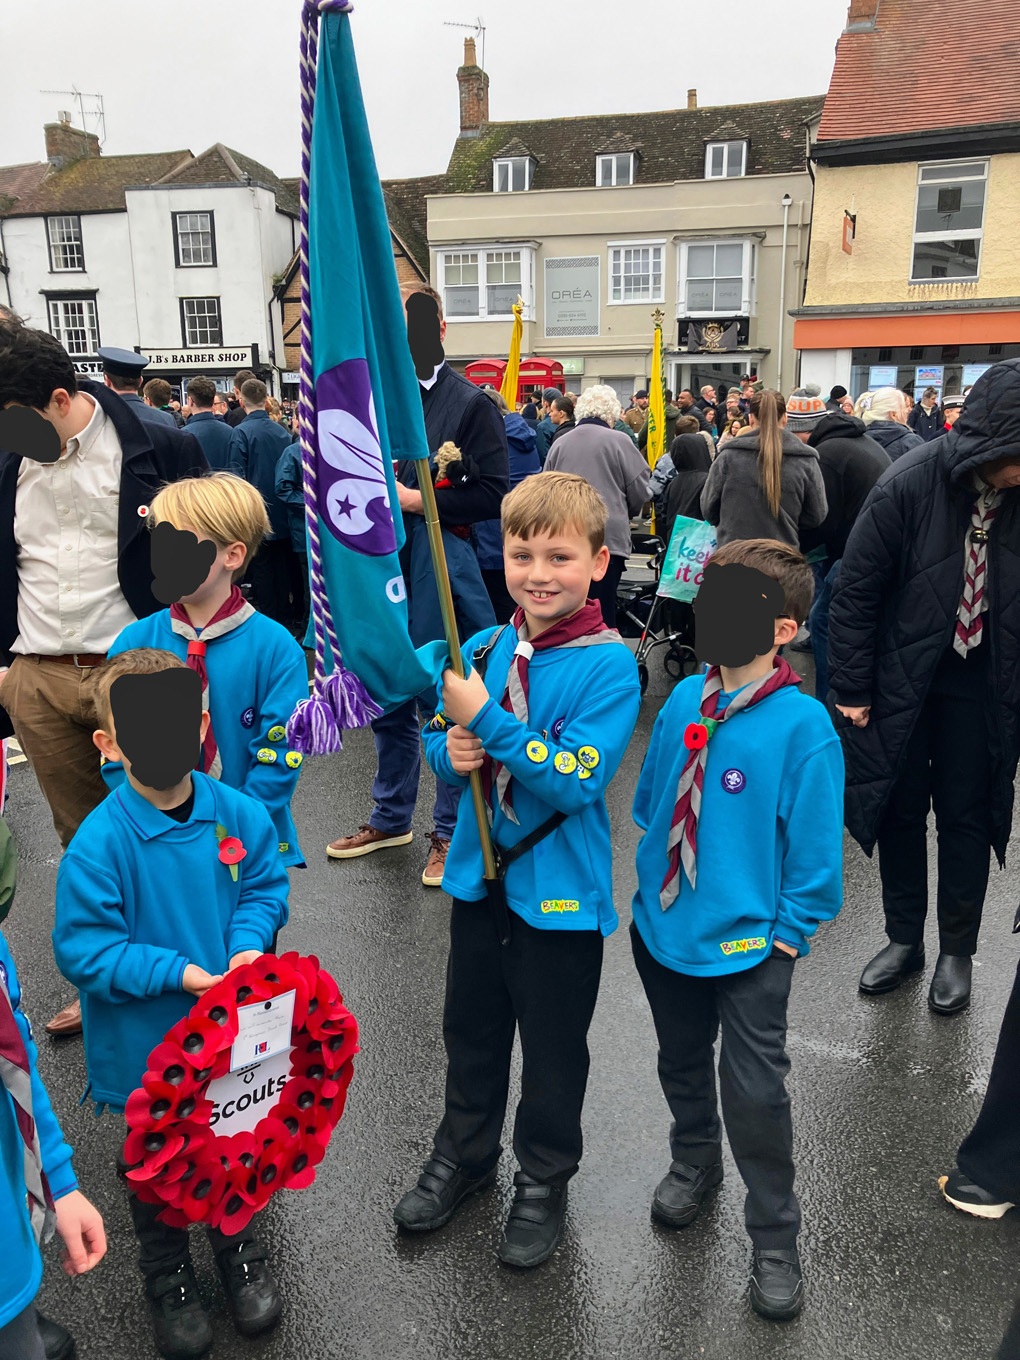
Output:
[464, 357, 565, 405]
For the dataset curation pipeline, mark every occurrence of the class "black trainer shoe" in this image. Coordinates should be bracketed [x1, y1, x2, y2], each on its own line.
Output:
[859, 941, 925, 995]
[145, 1262, 213, 1360]
[651, 1160, 723, 1228]
[37, 1314, 75, 1360]
[929, 954, 972, 1015]
[215, 1240, 283, 1337]
[749, 1247, 804, 1321]
[939, 1170, 1015, 1220]
[393, 1154, 496, 1232]
[497, 1172, 566, 1269]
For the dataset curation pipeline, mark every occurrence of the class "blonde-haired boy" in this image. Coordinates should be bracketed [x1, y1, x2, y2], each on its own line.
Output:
[393, 471, 641, 1268]
[103, 472, 309, 866]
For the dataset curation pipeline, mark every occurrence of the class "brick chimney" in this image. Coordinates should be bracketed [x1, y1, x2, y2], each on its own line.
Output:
[687, 89, 697, 109]
[846, 0, 880, 29]
[457, 37, 489, 136]
[44, 114, 101, 168]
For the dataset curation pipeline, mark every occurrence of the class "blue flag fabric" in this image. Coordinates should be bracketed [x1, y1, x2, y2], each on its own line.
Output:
[307, 9, 436, 709]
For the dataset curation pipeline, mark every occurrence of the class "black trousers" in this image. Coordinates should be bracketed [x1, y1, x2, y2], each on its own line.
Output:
[588, 554, 626, 630]
[957, 956, 1020, 1203]
[877, 654, 993, 956]
[128, 1191, 255, 1277]
[631, 921, 799, 1249]
[0, 1306, 45, 1360]
[433, 898, 604, 1186]
[249, 539, 297, 627]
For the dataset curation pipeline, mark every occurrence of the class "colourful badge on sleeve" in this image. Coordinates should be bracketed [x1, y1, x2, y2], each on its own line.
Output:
[554, 751, 578, 775]
[577, 767, 592, 781]
[267, 725, 287, 743]
[285, 751, 303, 769]
[256, 748, 277, 765]
[721, 768, 746, 793]
[526, 740, 549, 764]
[577, 745, 600, 770]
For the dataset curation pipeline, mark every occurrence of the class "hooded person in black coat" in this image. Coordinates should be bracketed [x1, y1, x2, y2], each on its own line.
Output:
[661, 432, 713, 547]
[799, 412, 890, 699]
[829, 360, 1020, 1015]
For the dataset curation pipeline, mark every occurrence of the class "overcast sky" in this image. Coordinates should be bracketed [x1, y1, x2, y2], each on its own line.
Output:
[2, 0, 850, 181]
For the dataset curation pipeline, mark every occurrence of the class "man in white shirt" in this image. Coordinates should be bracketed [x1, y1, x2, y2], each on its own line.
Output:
[0, 324, 206, 1033]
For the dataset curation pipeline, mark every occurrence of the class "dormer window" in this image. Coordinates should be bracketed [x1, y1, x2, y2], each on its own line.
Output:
[705, 140, 748, 179]
[493, 157, 533, 193]
[596, 153, 635, 187]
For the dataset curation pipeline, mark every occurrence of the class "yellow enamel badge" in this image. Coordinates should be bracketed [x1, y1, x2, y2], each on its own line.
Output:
[578, 745, 600, 769]
[526, 740, 548, 764]
[554, 751, 577, 775]
[256, 748, 277, 764]
[285, 751, 303, 769]
[267, 725, 286, 742]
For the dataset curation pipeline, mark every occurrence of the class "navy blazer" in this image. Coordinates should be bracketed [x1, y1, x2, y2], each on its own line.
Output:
[0, 379, 208, 673]
[185, 409, 234, 470]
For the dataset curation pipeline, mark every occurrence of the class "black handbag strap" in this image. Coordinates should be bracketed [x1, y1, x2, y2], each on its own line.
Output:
[471, 624, 509, 680]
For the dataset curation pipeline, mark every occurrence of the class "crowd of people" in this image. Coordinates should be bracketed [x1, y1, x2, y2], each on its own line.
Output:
[0, 288, 1018, 1360]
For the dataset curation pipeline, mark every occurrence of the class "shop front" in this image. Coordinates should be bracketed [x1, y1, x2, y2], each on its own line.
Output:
[126, 343, 262, 404]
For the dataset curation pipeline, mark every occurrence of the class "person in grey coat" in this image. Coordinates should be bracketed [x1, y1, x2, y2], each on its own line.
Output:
[700, 389, 827, 548]
[544, 383, 651, 627]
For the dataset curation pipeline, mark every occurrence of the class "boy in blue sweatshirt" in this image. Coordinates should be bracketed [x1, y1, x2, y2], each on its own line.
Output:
[104, 472, 308, 869]
[393, 472, 641, 1268]
[631, 539, 844, 1321]
[1, 824, 106, 1360]
[53, 648, 290, 1360]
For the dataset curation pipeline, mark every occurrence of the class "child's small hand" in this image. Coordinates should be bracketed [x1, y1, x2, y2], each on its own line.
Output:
[182, 964, 224, 996]
[441, 667, 489, 728]
[54, 1189, 107, 1276]
[228, 950, 263, 971]
[447, 724, 484, 774]
[773, 940, 798, 958]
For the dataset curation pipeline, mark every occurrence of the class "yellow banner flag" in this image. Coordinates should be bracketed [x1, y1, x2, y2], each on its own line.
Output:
[646, 320, 665, 471]
[500, 298, 524, 407]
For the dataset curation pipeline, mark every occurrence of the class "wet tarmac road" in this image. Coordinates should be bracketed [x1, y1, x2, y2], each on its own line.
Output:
[5, 645, 1019, 1360]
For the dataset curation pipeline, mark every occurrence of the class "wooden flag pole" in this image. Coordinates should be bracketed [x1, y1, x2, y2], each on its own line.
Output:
[414, 458, 500, 883]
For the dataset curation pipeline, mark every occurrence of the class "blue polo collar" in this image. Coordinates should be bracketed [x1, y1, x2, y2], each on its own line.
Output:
[113, 771, 217, 840]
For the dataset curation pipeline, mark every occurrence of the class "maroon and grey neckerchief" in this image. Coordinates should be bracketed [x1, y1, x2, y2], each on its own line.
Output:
[169, 585, 254, 779]
[0, 971, 56, 1245]
[954, 479, 1003, 656]
[660, 657, 801, 906]
[481, 600, 622, 824]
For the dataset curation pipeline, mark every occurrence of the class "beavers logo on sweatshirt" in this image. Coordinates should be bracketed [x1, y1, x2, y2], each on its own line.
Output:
[720, 936, 767, 956]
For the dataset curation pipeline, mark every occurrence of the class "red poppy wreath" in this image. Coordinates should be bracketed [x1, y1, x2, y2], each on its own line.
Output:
[123, 952, 358, 1233]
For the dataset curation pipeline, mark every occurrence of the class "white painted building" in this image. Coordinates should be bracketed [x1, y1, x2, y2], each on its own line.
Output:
[0, 118, 298, 396]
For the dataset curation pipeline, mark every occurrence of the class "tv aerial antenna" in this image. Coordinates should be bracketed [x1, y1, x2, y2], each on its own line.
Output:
[443, 16, 486, 71]
[40, 87, 107, 147]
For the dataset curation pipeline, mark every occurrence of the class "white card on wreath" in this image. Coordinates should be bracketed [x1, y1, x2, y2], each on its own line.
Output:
[230, 989, 296, 1073]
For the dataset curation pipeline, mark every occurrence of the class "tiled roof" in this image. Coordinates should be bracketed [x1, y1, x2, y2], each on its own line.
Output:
[0, 162, 48, 210]
[156, 144, 300, 215]
[444, 95, 822, 192]
[1, 150, 191, 216]
[817, 0, 1020, 141]
[380, 174, 447, 277]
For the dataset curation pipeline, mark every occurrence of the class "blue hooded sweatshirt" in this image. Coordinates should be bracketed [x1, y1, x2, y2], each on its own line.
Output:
[53, 774, 289, 1109]
[104, 609, 308, 867]
[1, 933, 77, 1328]
[632, 673, 844, 975]
[425, 624, 641, 934]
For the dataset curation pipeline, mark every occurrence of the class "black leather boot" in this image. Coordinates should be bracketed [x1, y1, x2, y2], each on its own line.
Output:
[749, 1247, 804, 1320]
[37, 1315, 75, 1360]
[393, 1154, 496, 1232]
[215, 1240, 282, 1337]
[859, 941, 925, 994]
[651, 1161, 723, 1228]
[497, 1172, 566, 1268]
[144, 1262, 213, 1360]
[929, 954, 972, 1015]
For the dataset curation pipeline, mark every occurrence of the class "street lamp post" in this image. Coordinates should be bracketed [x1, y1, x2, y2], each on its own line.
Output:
[777, 193, 793, 394]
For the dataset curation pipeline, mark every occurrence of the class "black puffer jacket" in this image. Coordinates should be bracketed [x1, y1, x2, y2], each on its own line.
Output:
[800, 413, 890, 562]
[829, 360, 1020, 860]
[864, 418, 924, 461]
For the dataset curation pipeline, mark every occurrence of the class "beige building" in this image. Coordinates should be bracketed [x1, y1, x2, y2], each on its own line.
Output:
[428, 40, 822, 402]
[794, 0, 1020, 399]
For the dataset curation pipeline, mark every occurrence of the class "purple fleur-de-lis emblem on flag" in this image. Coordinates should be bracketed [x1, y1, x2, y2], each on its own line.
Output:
[315, 359, 397, 557]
